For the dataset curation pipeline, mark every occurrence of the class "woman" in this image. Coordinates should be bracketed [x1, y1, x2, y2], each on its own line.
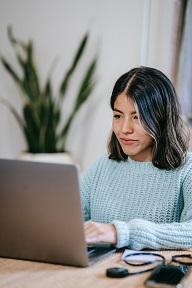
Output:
[80, 66, 192, 250]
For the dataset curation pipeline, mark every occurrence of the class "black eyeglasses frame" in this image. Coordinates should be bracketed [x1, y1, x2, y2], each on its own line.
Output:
[122, 252, 192, 276]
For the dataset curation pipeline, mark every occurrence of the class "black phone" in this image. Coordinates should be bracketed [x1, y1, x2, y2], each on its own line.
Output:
[144, 264, 189, 288]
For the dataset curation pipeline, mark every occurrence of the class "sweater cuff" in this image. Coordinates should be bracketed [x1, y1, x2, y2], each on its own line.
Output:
[112, 220, 130, 248]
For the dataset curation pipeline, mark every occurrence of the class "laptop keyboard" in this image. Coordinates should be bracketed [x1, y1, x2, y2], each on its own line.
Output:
[87, 245, 116, 264]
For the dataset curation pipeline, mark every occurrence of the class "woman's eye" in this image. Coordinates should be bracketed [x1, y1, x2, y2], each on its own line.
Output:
[133, 115, 139, 120]
[113, 114, 121, 119]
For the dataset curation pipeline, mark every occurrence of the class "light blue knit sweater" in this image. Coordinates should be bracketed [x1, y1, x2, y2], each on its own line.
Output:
[80, 153, 192, 250]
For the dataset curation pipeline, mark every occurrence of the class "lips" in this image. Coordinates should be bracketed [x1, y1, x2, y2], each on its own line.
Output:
[120, 138, 138, 145]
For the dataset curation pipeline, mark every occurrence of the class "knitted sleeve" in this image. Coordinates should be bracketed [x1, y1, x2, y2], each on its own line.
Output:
[80, 157, 103, 221]
[112, 167, 192, 250]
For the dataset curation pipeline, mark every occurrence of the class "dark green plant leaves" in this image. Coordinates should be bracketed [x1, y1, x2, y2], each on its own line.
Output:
[0, 98, 24, 130]
[0, 26, 97, 153]
[0, 57, 24, 93]
[59, 57, 97, 149]
[59, 33, 89, 97]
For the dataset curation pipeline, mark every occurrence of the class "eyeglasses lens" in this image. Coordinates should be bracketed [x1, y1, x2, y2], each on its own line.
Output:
[173, 254, 192, 265]
[123, 253, 165, 274]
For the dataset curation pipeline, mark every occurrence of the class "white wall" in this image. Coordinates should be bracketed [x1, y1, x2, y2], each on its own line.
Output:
[0, 0, 178, 170]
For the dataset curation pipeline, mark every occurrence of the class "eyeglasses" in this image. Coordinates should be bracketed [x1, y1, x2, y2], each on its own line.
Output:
[122, 251, 192, 276]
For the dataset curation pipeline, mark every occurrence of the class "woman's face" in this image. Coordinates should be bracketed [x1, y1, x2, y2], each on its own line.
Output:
[112, 92, 154, 162]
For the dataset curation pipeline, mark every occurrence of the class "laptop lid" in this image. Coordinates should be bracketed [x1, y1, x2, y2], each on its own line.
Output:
[0, 158, 89, 267]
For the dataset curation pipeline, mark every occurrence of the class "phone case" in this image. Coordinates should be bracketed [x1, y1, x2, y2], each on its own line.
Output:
[144, 264, 189, 288]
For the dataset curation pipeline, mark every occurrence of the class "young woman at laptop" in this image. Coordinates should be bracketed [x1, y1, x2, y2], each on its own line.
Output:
[80, 66, 192, 250]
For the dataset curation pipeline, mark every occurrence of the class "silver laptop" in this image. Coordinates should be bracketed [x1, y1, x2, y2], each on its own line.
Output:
[0, 158, 115, 267]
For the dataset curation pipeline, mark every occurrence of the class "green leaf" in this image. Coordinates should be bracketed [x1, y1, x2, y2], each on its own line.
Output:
[59, 57, 97, 148]
[1, 28, 41, 103]
[44, 78, 52, 101]
[21, 41, 40, 102]
[70, 33, 89, 70]
[59, 33, 89, 97]
[23, 103, 40, 152]
[0, 98, 24, 130]
[0, 57, 24, 92]
[8, 26, 40, 102]
[73, 57, 97, 111]
[7, 25, 27, 51]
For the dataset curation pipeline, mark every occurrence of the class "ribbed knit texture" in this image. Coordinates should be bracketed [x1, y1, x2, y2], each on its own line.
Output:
[80, 153, 192, 250]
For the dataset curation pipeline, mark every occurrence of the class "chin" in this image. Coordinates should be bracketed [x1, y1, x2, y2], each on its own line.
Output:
[122, 149, 138, 157]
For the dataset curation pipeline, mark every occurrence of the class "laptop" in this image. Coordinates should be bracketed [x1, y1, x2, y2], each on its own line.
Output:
[0, 158, 115, 267]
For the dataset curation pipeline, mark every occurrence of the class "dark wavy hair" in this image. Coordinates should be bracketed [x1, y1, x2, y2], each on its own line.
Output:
[108, 66, 189, 169]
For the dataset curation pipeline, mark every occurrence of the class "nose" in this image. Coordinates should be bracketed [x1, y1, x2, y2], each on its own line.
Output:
[121, 119, 133, 134]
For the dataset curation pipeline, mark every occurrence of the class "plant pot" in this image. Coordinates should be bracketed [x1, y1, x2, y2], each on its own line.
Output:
[17, 152, 75, 164]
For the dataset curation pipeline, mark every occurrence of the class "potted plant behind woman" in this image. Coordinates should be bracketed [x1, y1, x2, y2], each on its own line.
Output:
[0, 26, 97, 164]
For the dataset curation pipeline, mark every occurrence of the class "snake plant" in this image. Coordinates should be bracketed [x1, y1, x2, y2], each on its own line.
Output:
[0, 26, 97, 153]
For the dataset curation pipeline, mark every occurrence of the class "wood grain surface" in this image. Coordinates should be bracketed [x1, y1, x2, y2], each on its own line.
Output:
[0, 250, 192, 288]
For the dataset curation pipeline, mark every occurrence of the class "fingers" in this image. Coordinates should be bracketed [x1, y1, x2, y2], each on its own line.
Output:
[84, 221, 117, 244]
[84, 221, 101, 243]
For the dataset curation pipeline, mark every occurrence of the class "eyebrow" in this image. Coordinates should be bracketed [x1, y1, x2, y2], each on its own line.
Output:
[113, 108, 137, 115]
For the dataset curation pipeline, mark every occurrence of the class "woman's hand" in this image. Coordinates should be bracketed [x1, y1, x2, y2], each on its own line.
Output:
[84, 221, 117, 244]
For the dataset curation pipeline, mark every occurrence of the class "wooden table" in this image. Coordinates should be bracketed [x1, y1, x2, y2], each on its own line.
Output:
[0, 250, 192, 288]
